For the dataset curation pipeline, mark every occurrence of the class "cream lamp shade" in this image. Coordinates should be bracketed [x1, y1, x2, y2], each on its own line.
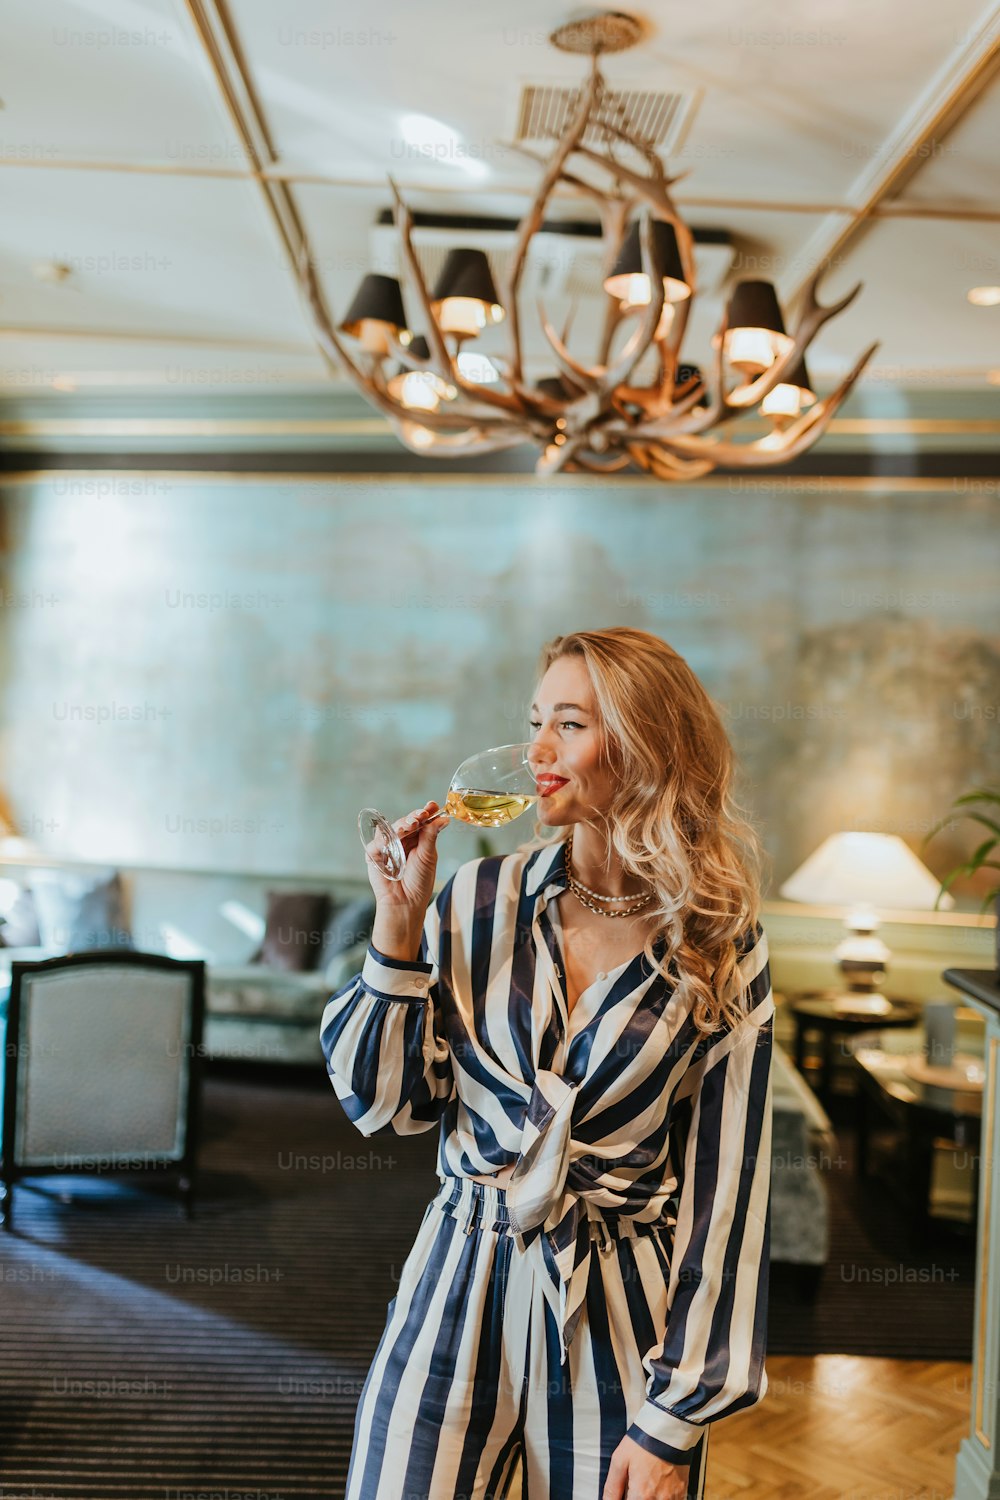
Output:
[779, 831, 953, 1005]
[779, 831, 954, 912]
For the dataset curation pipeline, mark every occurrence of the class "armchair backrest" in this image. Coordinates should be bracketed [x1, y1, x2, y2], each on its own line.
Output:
[3, 950, 204, 1171]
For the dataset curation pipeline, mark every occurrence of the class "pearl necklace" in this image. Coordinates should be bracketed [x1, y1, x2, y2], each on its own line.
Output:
[564, 833, 654, 919]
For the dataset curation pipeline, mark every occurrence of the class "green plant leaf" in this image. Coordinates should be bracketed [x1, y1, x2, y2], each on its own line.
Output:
[969, 835, 1000, 867]
[960, 812, 1000, 841]
[934, 862, 978, 909]
[922, 787, 1000, 876]
[951, 788, 1000, 809]
[921, 813, 958, 849]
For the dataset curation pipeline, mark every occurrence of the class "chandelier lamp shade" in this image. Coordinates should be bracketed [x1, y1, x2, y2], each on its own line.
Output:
[676, 363, 705, 396]
[534, 375, 575, 401]
[336, 272, 410, 356]
[299, 14, 879, 479]
[430, 249, 506, 339]
[718, 278, 794, 376]
[760, 352, 816, 425]
[604, 217, 691, 307]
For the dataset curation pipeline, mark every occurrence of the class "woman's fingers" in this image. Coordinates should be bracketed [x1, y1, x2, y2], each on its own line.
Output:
[424, 801, 449, 833]
[395, 804, 430, 851]
[396, 802, 448, 850]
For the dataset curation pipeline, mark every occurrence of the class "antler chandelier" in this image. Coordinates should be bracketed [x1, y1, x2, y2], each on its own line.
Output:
[299, 11, 879, 480]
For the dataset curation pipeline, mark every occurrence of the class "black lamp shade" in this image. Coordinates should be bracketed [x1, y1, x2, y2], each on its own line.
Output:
[397, 334, 431, 371]
[722, 279, 794, 372]
[760, 348, 817, 421]
[760, 351, 816, 420]
[779, 353, 813, 394]
[431, 249, 503, 309]
[339, 273, 408, 336]
[535, 376, 571, 400]
[724, 279, 786, 336]
[389, 333, 430, 385]
[674, 363, 707, 403]
[605, 219, 690, 301]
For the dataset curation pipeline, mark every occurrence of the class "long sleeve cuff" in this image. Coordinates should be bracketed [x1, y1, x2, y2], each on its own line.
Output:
[626, 1399, 707, 1465]
[360, 941, 434, 1002]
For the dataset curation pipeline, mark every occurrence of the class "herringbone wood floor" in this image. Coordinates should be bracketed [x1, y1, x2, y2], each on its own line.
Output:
[709, 1355, 973, 1499]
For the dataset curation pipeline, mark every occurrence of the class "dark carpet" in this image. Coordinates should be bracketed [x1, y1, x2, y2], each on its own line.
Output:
[0, 1067, 975, 1499]
[767, 1099, 976, 1359]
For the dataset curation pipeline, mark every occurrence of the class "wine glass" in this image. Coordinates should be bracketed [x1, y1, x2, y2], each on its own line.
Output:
[358, 742, 539, 881]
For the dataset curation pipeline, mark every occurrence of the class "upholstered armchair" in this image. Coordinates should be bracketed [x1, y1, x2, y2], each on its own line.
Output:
[1, 949, 205, 1229]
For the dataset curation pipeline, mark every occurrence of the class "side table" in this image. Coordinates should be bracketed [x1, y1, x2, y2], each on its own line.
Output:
[848, 1025, 983, 1241]
[788, 991, 922, 1112]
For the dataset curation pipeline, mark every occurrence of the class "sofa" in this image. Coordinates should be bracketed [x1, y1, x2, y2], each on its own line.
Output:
[0, 856, 375, 1065]
[769, 1036, 836, 1293]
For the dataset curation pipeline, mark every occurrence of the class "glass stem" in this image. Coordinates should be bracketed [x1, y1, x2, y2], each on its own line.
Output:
[402, 805, 454, 832]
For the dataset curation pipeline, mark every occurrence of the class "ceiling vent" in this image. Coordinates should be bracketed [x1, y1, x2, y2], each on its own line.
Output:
[514, 81, 701, 155]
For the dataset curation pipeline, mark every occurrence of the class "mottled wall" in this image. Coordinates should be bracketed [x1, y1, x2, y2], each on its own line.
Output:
[0, 472, 998, 893]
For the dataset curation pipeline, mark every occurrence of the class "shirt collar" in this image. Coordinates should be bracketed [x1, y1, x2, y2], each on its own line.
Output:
[524, 836, 570, 904]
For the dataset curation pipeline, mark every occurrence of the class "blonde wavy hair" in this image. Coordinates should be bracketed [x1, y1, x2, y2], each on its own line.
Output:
[526, 626, 769, 1040]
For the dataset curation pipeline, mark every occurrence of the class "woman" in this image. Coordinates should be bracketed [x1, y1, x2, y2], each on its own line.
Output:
[322, 626, 775, 1500]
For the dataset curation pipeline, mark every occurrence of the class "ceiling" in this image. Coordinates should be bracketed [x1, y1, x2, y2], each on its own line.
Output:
[1, 0, 999, 401]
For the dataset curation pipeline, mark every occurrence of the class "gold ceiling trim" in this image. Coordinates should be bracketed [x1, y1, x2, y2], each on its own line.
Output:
[0, 418, 388, 437]
[0, 470, 995, 493]
[788, 22, 1000, 303]
[0, 157, 251, 180]
[1, 154, 999, 223]
[2, 416, 1000, 439]
[0, 325, 312, 353]
[178, 0, 328, 375]
[830, 418, 1000, 434]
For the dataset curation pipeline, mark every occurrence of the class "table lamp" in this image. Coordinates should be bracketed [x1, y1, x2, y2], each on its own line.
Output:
[778, 831, 954, 1016]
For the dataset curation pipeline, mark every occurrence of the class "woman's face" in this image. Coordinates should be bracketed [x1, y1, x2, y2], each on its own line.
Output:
[527, 654, 618, 825]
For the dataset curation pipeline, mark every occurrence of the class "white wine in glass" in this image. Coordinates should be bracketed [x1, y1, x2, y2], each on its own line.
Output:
[358, 742, 539, 881]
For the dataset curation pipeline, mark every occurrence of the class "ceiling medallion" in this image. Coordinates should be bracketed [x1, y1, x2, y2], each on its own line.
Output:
[298, 11, 879, 479]
[549, 11, 647, 54]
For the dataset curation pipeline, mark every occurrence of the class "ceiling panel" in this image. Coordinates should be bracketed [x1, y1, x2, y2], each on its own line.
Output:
[0, 0, 997, 396]
[797, 214, 1000, 382]
[0, 169, 313, 344]
[0, 0, 244, 164]
[230, 0, 990, 203]
[889, 74, 1000, 205]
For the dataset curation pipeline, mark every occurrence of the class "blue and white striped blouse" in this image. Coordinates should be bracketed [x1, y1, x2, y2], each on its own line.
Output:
[320, 834, 774, 1463]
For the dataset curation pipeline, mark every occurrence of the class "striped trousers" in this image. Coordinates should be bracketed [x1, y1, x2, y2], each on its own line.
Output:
[345, 1176, 710, 1500]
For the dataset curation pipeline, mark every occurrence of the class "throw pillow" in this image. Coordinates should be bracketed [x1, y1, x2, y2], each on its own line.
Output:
[0, 883, 42, 947]
[255, 890, 333, 972]
[29, 868, 134, 951]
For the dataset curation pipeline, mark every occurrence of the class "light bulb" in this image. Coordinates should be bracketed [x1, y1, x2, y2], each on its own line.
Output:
[388, 369, 456, 411]
[433, 297, 505, 338]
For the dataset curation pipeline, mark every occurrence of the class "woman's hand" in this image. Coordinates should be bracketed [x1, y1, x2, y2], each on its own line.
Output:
[603, 1435, 690, 1500]
[366, 801, 449, 962]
